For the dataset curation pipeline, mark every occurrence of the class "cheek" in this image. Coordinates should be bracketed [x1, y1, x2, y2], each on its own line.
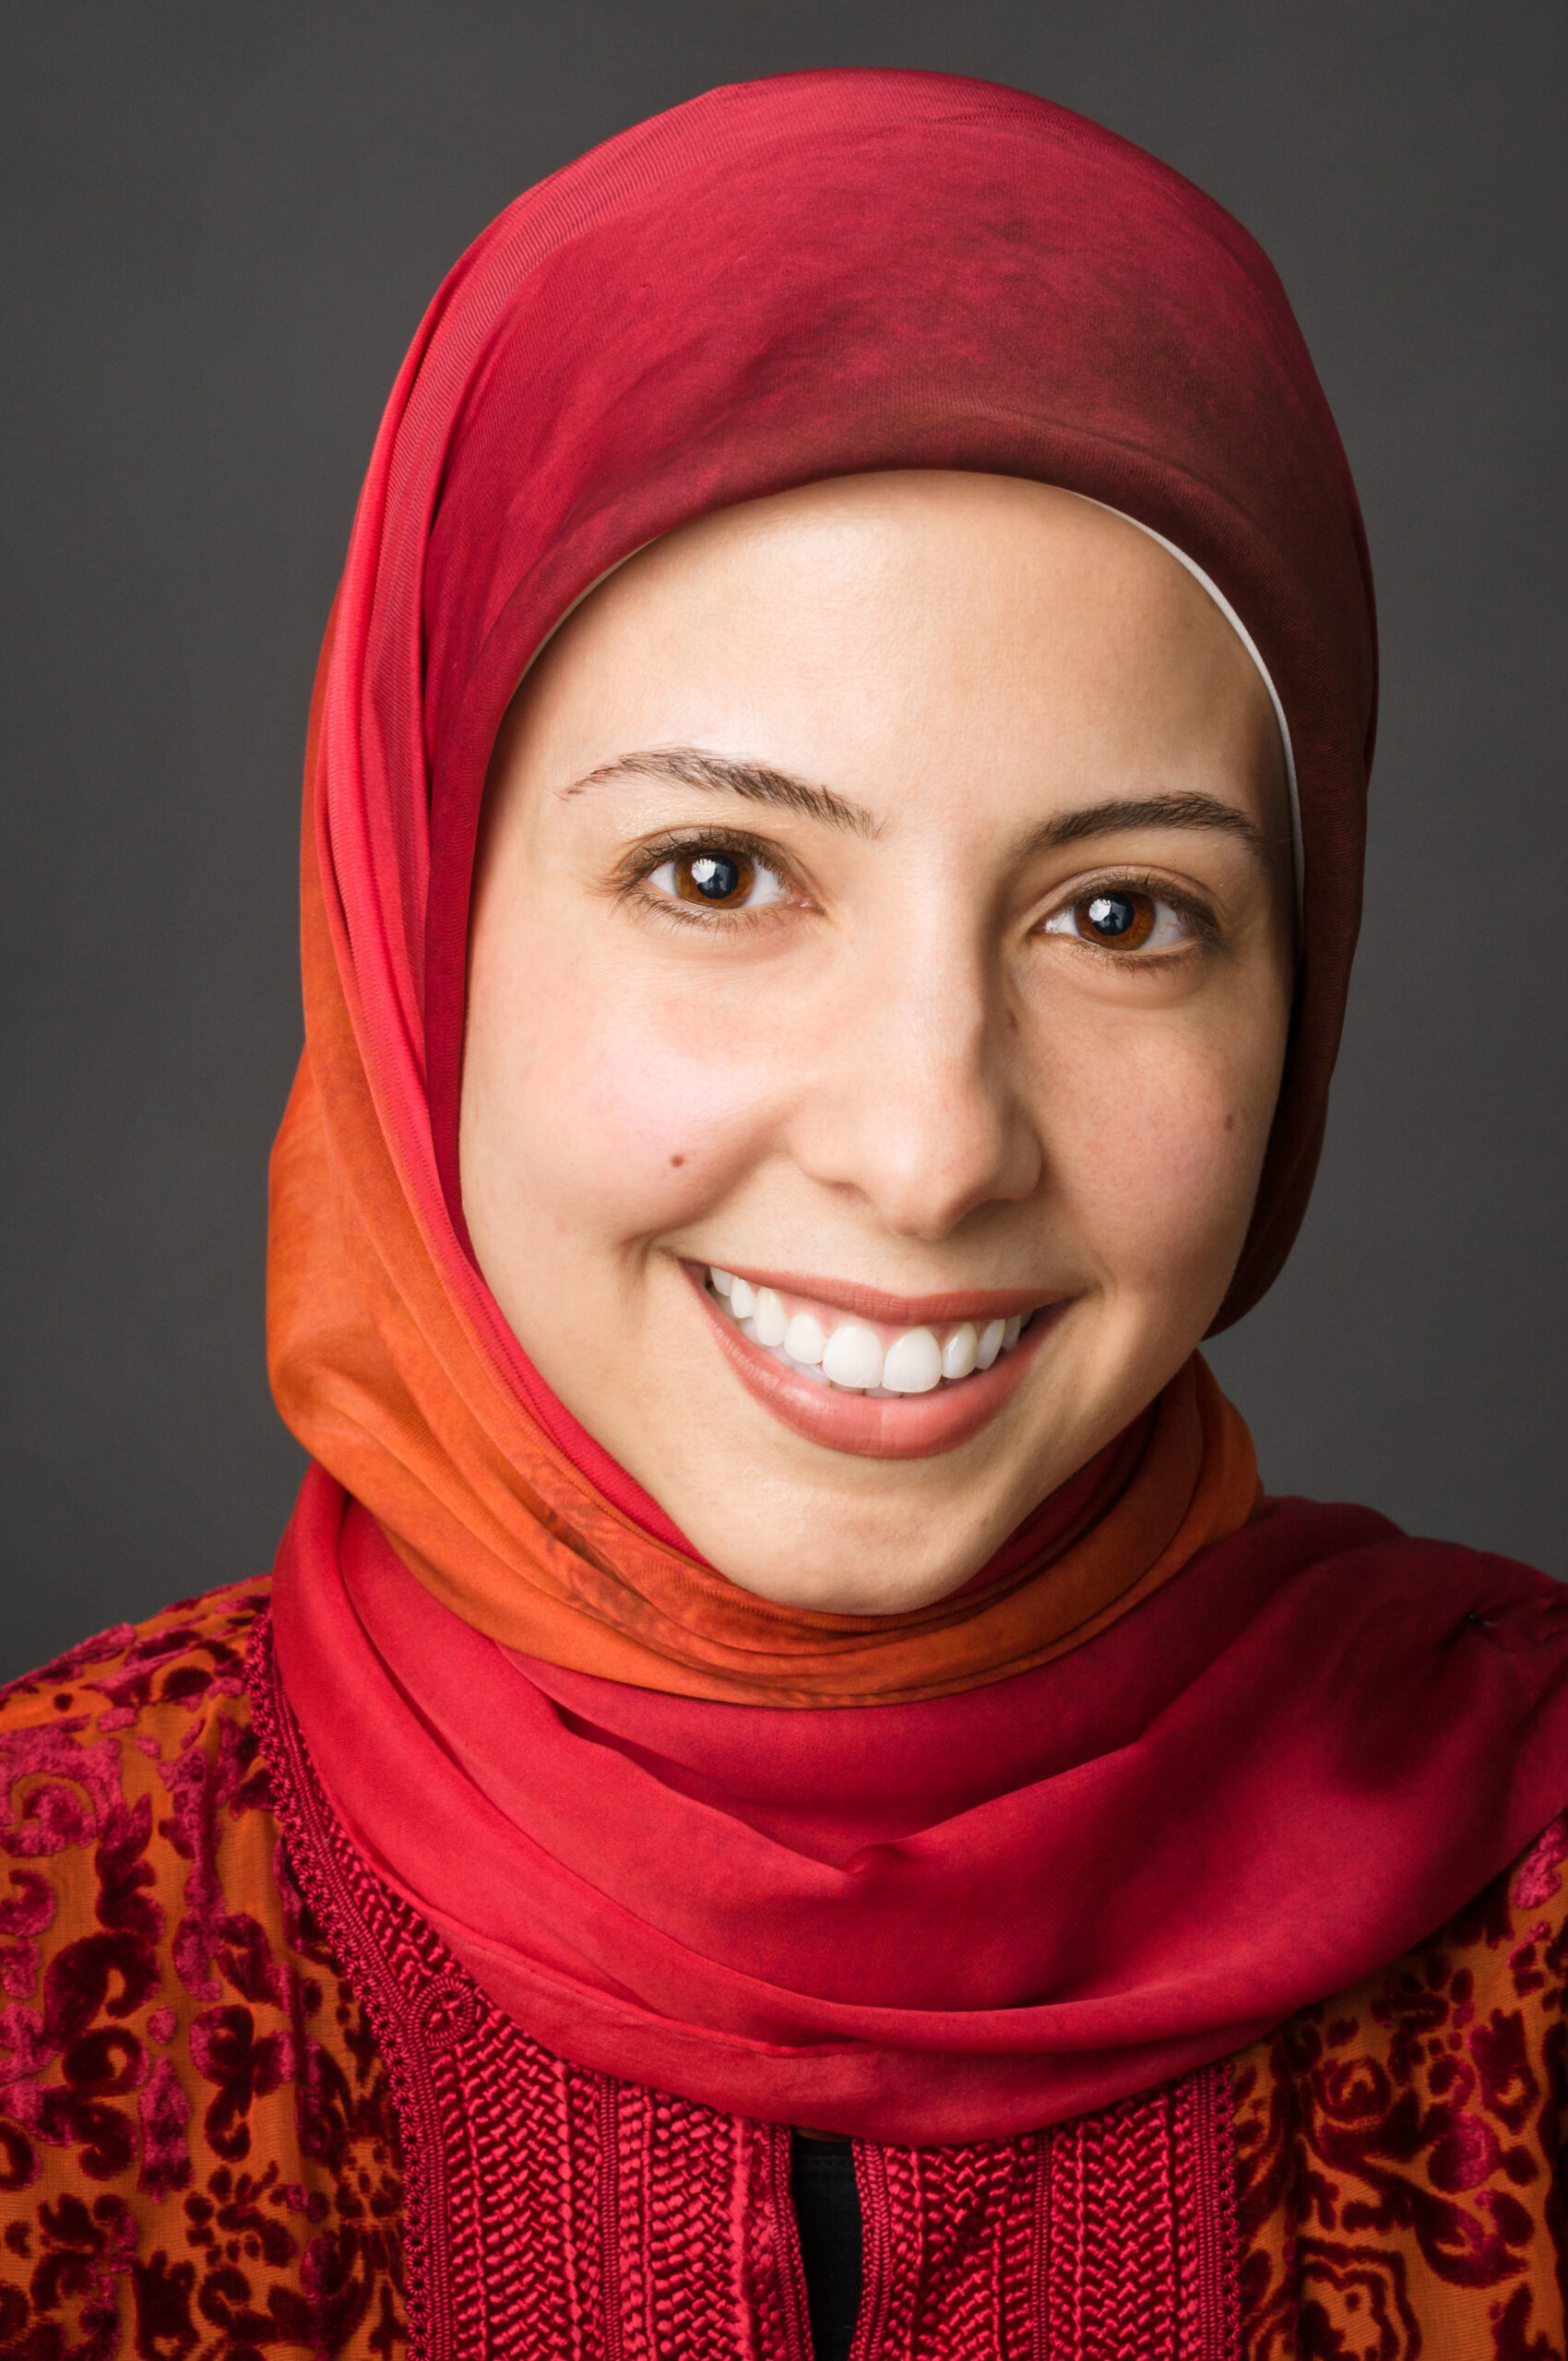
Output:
[464, 920, 789, 1251]
[1039, 1007, 1282, 1295]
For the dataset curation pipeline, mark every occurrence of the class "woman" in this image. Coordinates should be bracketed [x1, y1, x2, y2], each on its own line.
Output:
[3, 67, 1564, 2360]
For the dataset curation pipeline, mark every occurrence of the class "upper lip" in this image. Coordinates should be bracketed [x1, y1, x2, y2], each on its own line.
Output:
[683, 1261, 1063, 1327]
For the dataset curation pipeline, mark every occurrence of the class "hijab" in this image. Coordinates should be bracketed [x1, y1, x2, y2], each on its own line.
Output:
[266, 70, 1568, 2141]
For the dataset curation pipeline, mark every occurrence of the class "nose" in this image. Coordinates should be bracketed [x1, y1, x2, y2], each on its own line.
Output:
[786, 923, 1043, 1241]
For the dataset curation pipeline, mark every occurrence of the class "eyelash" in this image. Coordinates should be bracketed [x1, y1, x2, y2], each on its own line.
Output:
[616, 830, 802, 929]
[617, 835, 1221, 959]
[1038, 872, 1221, 962]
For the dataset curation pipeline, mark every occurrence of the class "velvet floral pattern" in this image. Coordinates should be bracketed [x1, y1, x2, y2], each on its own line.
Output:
[0, 1583, 405, 2359]
[1233, 1815, 1568, 2356]
[0, 1581, 1562, 2357]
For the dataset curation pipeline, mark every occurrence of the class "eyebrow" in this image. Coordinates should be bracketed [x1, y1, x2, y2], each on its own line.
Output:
[566, 752, 1273, 864]
[564, 748, 880, 837]
[1017, 791, 1276, 865]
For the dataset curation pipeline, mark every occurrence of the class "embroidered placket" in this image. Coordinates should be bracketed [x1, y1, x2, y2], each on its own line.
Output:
[252, 1617, 1241, 2359]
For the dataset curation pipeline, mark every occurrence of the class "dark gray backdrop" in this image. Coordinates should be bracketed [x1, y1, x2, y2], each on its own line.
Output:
[3, 1, 1563, 1683]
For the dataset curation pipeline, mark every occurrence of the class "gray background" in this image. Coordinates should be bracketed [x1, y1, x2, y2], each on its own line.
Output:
[3, 1, 1563, 1683]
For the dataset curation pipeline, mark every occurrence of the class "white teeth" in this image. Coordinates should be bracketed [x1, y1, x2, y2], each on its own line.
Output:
[708, 1267, 1036, 1396]
[783, 1311, 826, 1364]
[821, 1321, 885, 1391]
[882, 1326, 943, 1394]
[754, 1287, 788, 1347]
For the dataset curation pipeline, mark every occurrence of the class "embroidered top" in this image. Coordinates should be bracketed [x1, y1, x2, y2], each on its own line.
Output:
[0, 1581, 1562, 2357]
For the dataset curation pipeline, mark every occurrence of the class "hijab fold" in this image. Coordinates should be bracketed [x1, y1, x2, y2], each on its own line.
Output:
[273, 1476, 1568, 2141]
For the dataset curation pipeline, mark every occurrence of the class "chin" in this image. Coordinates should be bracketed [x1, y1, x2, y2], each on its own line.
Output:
[667, 1442, 1034, 1613]
[700, 1540, 993, 1618]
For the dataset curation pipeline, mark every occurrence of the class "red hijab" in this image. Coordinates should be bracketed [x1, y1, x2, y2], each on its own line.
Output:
[267, 70, 1568, 2142]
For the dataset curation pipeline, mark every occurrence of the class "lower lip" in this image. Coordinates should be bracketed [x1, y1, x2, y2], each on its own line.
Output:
[685, 1268, 1060, 1460]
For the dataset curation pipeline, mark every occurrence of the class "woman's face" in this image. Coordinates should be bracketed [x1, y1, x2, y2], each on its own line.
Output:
[463, 473, 1293, 1610]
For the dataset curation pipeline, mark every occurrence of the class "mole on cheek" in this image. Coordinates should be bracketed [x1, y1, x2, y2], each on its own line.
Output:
[670, 1154, 686, 1168]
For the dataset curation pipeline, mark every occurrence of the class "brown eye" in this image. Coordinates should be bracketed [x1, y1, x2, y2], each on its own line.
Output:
[674, 848, 755, 906]
[642, 842, 790, 918]
[1042, 883, 1196, 956]
[1074, 888, 1156, 948]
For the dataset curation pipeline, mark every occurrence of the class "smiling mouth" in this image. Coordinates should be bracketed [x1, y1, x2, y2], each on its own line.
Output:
[704, 1267, 1039, 1394]
[685, 1261, 1060, 1460]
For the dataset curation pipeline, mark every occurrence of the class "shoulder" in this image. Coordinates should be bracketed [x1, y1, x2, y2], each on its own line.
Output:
[0, 1577, 278, 1960]
[0, 1580, 407, 2356]
[1232, 1807, 1568, 2355]
[0, 1576, 270, 1732]
[1246, 1493, 1563, 1609]
[1197, 1495, 1568, 1675]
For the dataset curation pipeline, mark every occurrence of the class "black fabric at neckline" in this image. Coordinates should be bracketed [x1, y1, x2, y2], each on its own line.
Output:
[789, 2136, 863, 2361]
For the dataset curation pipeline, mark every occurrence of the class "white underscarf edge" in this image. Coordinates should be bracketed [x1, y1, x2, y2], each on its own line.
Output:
[1084, 497, 1303, 921]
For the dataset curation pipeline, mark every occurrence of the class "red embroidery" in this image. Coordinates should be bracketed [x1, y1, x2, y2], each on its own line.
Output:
[5, 1576, 1558, 2358]
[253, 1609, 1241, 2358]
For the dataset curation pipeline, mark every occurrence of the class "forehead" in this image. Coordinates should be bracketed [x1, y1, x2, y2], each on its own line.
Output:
[574, 472, 1243, 661]
[509, 474, 1289, 842]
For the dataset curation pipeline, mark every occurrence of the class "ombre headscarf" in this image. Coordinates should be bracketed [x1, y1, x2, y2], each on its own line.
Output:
[266, 72, 1568, 2142]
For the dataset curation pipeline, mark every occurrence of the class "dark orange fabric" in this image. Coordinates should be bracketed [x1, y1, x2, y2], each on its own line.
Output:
[1231, 1814, 1568, 2350]
[0, 1584, 409, 2355]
